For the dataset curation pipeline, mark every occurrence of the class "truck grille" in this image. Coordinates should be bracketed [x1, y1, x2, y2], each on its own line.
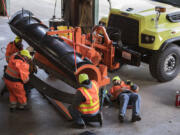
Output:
[108, 14, 139, 46]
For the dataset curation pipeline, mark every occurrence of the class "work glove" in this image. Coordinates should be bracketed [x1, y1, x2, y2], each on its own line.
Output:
[29, 61, 37, 74]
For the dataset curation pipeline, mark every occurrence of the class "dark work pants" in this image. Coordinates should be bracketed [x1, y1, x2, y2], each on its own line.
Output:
[68, 105, 98, 125]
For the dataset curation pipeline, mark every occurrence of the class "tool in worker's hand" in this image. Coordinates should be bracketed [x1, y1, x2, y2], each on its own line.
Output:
[100, 88, 112, 110]
[175, 90, 180, 107]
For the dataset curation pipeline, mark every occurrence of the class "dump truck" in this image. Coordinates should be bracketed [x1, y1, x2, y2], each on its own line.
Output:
[100, 0, 180, 82]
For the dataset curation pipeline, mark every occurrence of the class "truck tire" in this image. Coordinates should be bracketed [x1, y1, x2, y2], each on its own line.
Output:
[149, 44, 180, 82]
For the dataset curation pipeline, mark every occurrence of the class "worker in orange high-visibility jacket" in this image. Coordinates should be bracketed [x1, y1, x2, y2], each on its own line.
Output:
[5, 36, 23, 63]
[68, 73, 100, 129]
[3, 50, 32, 112]
[1, 37, 23, 96]
[110, 76, 141, 123]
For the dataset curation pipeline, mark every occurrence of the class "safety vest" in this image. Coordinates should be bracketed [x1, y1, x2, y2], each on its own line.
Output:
[5, 42, 22, 62]
[110, 81, 131, 99]
[5, 54, 29, 83]
[78, 80, 100, 114]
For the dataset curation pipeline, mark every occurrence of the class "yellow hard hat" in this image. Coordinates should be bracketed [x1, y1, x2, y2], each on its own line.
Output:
[79, 73, 89, 84]
[20, 49, 32, 59]
[14, 36, 21, 44]
[112, 76, 121, 81]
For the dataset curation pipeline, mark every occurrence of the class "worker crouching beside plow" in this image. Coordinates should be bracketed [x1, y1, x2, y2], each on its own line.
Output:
[3, 50, 32, 112]
[110, 76, 141, 123]
[68, 73, 101, 129]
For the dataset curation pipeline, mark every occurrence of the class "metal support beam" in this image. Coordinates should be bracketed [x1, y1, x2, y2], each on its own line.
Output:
[94, 0, 99, 25]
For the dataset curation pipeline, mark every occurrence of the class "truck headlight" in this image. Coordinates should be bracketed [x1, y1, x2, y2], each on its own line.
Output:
[141, 34, 155, 44]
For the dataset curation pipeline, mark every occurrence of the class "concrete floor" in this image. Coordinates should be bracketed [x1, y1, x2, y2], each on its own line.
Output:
[0, 0, 180, 135]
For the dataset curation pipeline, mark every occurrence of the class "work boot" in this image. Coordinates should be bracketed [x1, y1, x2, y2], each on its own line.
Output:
[73, 120, 86, 129]
[131, 115, 141, 122]
[72, 122, 86, 129]
[76, 123, 86, 129]
[18, 103, 31, 110]
[9, 103, 17, 112]
[119, 114, 124, 123]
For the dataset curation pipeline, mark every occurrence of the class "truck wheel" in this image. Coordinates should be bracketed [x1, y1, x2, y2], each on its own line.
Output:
[149, 44, 180, 82]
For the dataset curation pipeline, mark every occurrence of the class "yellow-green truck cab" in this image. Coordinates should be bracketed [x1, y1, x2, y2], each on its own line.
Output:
[101, 0, 180, 82]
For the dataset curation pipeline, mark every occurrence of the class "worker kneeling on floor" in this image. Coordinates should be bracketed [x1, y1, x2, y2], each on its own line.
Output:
[68, 73, 100, 129]
[3, 49, 32, 112]
[110, 76, 141, 123]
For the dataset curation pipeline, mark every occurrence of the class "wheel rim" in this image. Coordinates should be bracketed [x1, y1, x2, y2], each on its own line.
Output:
[164, 53, 177, 74]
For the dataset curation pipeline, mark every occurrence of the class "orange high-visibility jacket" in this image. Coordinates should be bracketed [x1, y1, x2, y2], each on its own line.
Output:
[5, 42, 22, 62]
[78, 80, 100, 114]
[110, 81, 131, 99]
[5, 54, 30, 83]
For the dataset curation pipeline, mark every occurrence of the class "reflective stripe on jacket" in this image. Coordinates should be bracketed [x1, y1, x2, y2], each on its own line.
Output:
[5, 42, 22, 62]
[78, 80, 100, 114]
[5, 54, 30, 83]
